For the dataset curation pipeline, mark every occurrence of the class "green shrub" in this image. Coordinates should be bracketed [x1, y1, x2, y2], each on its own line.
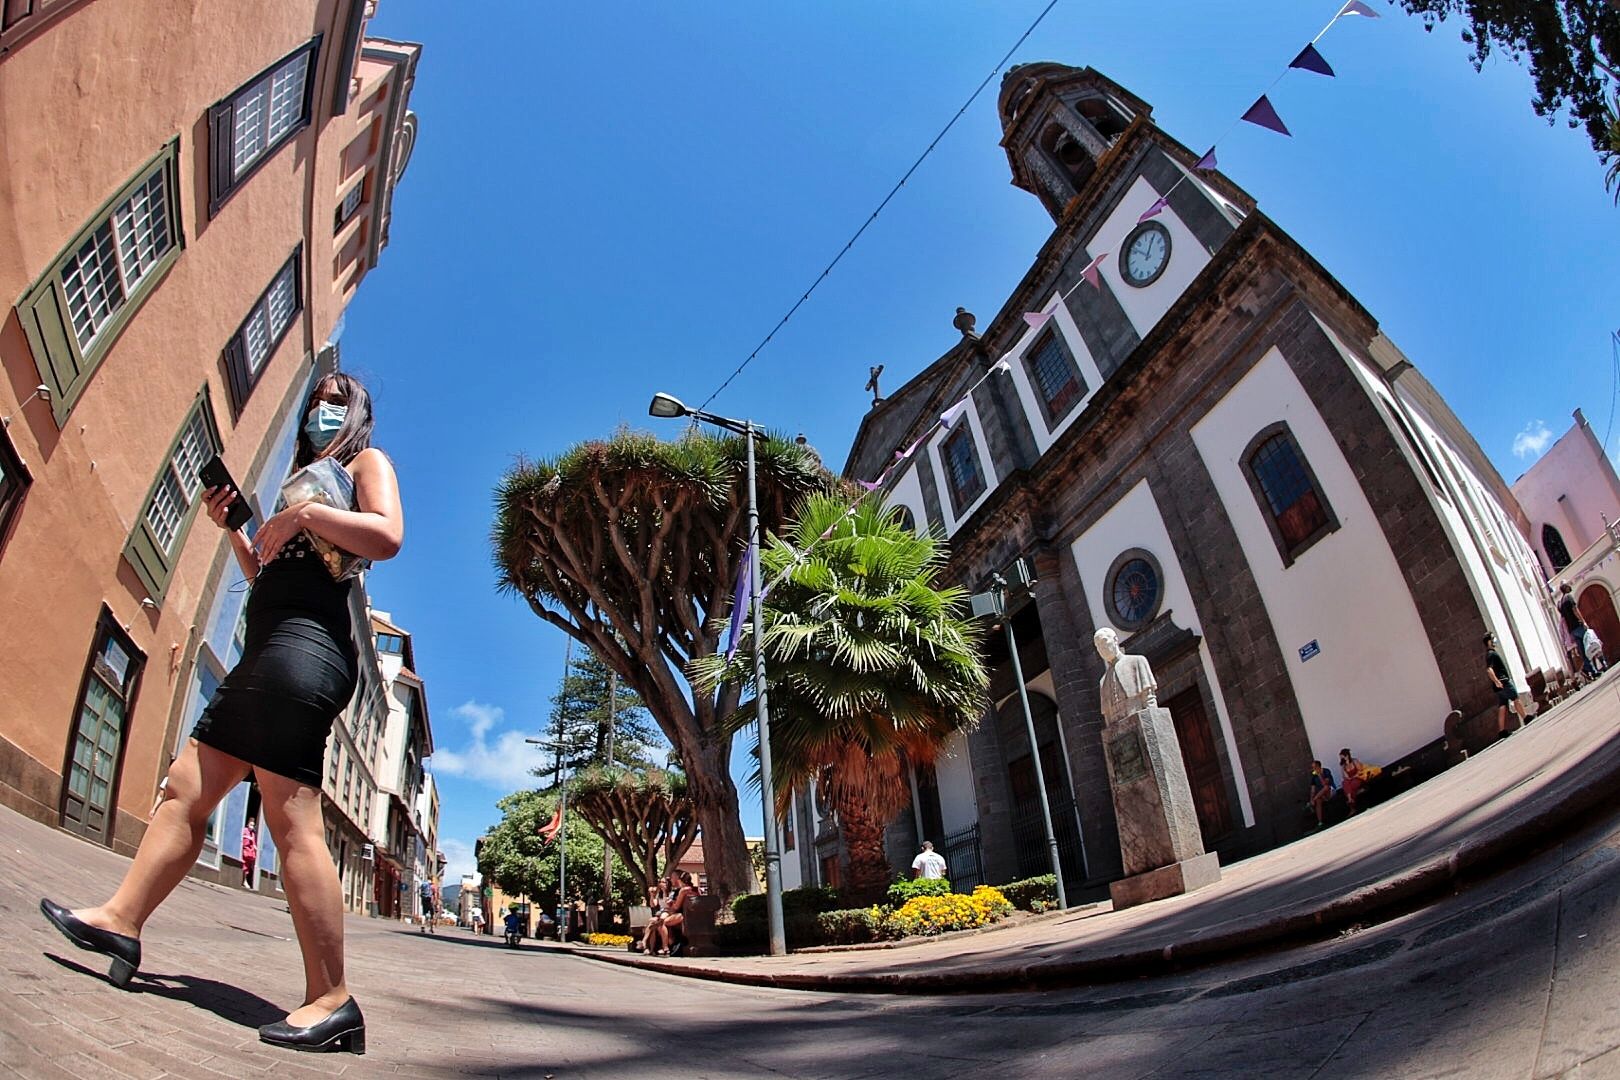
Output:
[886, 877, 953, 907]
[730, 885, 840, 924]
[717, 909, 831, 952]
[817, 908, 881, 946]
[998, 874, 1057, 912]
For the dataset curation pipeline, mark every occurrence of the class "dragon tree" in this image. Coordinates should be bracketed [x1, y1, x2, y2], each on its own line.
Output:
[494, 428, 829, 900]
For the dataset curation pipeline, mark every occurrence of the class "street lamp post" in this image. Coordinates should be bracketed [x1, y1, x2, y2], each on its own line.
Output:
[649, 392, 787, 957]
[971, 564, 1068, 910]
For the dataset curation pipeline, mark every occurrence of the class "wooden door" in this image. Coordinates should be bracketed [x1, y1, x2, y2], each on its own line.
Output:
[1163, 688, 1232, 846]
[1579, 584, 1620, 660]
[61, 619, 142, 842]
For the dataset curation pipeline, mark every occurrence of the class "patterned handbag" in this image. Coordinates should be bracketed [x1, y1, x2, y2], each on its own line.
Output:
[278, 457, 371, 582]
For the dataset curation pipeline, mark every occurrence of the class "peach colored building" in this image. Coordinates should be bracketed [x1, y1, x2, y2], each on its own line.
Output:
[0, 0, 421, 857]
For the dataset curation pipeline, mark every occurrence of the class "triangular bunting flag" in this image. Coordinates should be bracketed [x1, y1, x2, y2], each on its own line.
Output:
[1337, 0, 1380, 17]
[991, 355, 1013, 375]
[1195, 147, 1218, 171]
[1289, 43, 1335, 77]
[1241, 95, 1291, 137]
[1080, 250, 1107, 288]
[856, 478, 883, 492]
[1137, 196, 1169, 223]
[896, 432, 927, 462]
[1022, 310, 1054, 330]
[940, 399, 969, 431]
[724, 546, 754, 660]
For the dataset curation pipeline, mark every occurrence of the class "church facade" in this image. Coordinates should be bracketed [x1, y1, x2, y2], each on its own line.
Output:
[839, 63, 1566, 894]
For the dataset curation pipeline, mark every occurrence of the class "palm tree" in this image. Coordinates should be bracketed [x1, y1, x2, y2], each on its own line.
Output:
[494, 428, 829, 902]
[692, 495, 989, 903]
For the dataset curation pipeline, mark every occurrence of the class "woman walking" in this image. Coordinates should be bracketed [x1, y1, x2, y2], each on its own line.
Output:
[39, 373, 402, 1056]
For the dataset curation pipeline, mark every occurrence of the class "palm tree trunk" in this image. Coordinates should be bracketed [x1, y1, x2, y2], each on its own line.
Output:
[833, 788, 896, 905]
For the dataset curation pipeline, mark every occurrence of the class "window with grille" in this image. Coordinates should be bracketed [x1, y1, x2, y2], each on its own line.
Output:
[223, 248, 303, 415]
[123, 389, 223, 603]
[1242, 424, 1337, 564]
[61, 609, 146, 843]
[335, 181, 364, 232]
[1024, 329, 1086, 424]
[942, 425, 986, 514]
[208, 38, 322, 217]
[0, 425, 31, 559]
[18, 143, 183, 425]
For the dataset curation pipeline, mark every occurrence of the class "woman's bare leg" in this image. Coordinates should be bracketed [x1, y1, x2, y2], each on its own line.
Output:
[256, 767, 348, 1026]
[75, 741, 248, 937]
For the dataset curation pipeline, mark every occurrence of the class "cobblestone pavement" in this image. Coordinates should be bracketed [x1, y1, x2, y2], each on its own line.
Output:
[5, 690, 1620, 1076]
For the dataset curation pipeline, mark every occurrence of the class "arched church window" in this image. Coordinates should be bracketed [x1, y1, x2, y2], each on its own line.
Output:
[1039, 124, 1093, 189]
[1543, 523, 1573, 572]
[889, 505, 917, 533]
[1242, 423, 1339, 565]
[1076, 96, 1129, 140]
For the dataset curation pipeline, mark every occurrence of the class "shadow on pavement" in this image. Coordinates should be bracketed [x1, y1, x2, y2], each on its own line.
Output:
[44, 952, 282, 1029]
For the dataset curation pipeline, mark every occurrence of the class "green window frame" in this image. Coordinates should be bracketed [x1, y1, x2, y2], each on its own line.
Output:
[16, 140, 185, 426]
[223, 246, 304, 416]
[122, 387, 224, 604]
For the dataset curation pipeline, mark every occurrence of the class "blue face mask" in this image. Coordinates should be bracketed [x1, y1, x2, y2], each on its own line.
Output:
[304, 402, 348, 450]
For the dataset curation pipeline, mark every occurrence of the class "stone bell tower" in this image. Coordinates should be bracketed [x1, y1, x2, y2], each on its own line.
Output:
[998, 63, 1155, 220]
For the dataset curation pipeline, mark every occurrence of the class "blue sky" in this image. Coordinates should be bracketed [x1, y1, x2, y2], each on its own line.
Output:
[352, 1, 1620, 884]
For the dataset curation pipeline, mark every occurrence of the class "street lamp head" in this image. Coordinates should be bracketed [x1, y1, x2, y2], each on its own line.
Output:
[648, 393, 688, 419]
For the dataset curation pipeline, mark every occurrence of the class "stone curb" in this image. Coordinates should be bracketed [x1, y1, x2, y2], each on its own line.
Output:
[567, 728, 1620, 994]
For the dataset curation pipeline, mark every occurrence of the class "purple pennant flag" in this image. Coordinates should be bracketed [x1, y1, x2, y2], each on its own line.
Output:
[895, 432, 927, 462]
[1241, 95, 1291, 137]
[1022, 310, 1054, 330]
[1080, 250, 1107, 288]
[940, 399, 969, 431]
[1337, 0, 1380, 17]
[724, 546, 753, 660]
[1289, 43, 1335, 77]
[1194, 146, 1218, 171]
[856, 477, 884, 492]
[1137, 196, 1169, 223]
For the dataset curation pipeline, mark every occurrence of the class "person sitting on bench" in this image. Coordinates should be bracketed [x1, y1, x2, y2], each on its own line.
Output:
[651, 871, 697, 956]
[1307, 759, 1336, 828]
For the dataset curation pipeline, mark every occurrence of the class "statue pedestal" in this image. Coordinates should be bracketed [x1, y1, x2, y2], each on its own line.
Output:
[1102, 706, 1221, 909]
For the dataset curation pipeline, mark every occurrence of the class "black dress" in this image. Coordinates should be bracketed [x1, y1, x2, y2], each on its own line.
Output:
[190, 533, 358, 785]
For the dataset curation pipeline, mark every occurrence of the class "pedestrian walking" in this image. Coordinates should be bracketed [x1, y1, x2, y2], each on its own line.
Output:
[1485, 632, 1529, 738]
[39, 373, 403, 1057]
[418, 879, 437, 934]
[1558, 584, 1596, 678]
[1583, 626, 1608, 675]
[911, 840, 948, 880]
[241, 819, 258, 888]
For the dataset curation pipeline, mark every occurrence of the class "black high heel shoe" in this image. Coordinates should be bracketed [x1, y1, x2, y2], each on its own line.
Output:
[258, 997, 366, 1055]
[38, 899, 141, 988]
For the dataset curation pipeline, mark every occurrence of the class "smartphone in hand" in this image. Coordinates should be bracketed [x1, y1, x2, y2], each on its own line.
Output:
[198, 455, 253, 531]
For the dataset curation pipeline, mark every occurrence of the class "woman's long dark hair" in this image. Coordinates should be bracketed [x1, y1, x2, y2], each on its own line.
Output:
[295, 372, 374, 468]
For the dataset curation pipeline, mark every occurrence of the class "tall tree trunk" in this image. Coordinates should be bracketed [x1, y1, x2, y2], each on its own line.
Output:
[834, 788, 897, 906]
[685, 733, 754, 901]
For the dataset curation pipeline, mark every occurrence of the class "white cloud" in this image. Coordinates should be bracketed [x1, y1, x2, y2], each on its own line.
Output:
[438, 837, 478, 884]
[1513, 420, 1554, 460]
[430, 699, 545, 790]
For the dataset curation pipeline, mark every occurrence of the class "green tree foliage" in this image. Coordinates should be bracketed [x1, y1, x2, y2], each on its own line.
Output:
[693, 495, 989, 903]
[493, 428, 831, 901]
[538, 650, 663, 790]
[476, 789, 639, 911]
[1396, 1, 1620, 160]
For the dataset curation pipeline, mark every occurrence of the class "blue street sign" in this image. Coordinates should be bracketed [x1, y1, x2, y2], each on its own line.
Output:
[1299, 640, 1321, 662]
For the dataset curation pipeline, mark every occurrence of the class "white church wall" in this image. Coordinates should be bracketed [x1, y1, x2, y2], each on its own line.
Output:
[883, 465, 928, 534]
[1068, 479, 1254, 825]
[926, 397, 999, 536]
[1190, 346, 1452, 770]
[933, 731, 978, 836]
[1088, 175, 1213, 340]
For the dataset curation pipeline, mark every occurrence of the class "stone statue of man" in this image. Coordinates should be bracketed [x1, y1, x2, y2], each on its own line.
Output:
[1095, 627, 1157, 726]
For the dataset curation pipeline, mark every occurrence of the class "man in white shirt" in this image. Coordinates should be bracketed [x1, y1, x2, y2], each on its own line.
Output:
[911, 841, 948, 880]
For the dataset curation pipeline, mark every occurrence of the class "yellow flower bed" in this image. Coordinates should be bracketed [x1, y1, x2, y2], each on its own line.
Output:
[879, 885, 1014, 938]
[585, 933, 633, 948]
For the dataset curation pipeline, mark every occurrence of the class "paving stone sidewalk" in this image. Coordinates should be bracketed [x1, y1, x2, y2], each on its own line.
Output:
[579, 676, 1620, 992]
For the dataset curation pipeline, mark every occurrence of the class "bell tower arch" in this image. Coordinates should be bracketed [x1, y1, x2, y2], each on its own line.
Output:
[998, 63, 1152, 220]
